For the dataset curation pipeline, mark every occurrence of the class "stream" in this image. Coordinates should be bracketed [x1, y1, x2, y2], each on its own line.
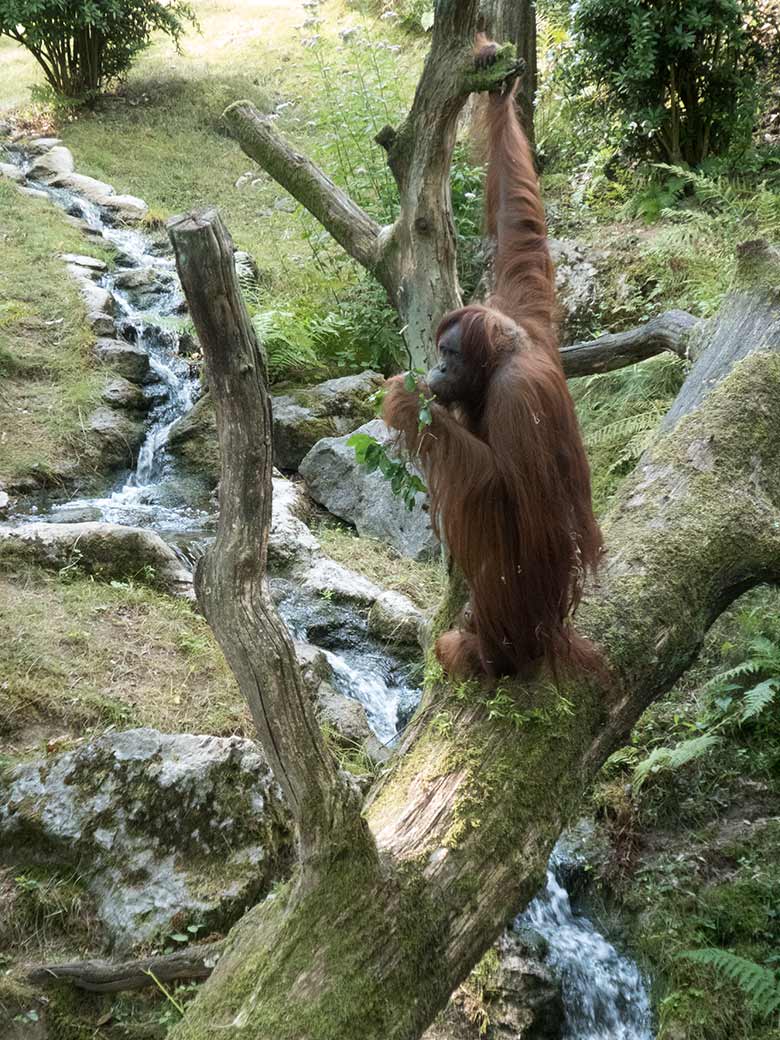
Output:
[6, 145, 654, 1038]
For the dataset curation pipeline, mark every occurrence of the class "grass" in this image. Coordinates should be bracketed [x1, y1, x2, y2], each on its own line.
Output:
[0, 179, 115, 489]
[314, 516, 445, 609]
[1, 0, 424, 310]
[0, 563, 250, 756]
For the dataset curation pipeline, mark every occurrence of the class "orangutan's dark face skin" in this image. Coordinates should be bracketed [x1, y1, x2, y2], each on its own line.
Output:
[428, 322, 471, 405]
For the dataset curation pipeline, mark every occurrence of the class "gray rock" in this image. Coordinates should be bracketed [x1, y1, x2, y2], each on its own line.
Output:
[101, 377, 149, 411]
[486, 931, 565, 1040]
[316, 681, 388, 764]
[300, 418, 437, 561]
[0, 729, 292, 949]
[50, 171, 115, 203]
[0, 490, 9, 517]
[60, 252, 107, 273]
[167, 372, 384, 481]
[88, 313, 117, 337]
[268, 475, 320, 571]
[423, 932, 564, 1040]
[27, 145, 74, 181]
[23, 136, 62, 155]
[0, 162, 24, 183]
[273, 370, 385, 470]
[294, 641, 334, 697]
[99, 192, 148, 223]
[167, 393, 219, 482]
[0, 522, 193, 598]
[368, 590, 424, 647]
[18, 186, 48, 200]
[302, 556, 382, 606]
[78, 279, 115, 317]
[93, 338, 150, 383]
[87, 407, 145, 467]
[293, 642, 389, 766]
[112, 266, 169, 310]
[549, 238, 601, 345]
[49, 505, 104, 524]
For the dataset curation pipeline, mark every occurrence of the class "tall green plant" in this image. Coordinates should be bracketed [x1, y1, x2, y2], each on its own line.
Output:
[565, 0, 779, 164]
[0, 0, 197, 101]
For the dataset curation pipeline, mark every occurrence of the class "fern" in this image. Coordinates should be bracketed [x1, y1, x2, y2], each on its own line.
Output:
[678, 948, 780, 1018]
[632, 734, 720, 791]
[705, 636, 780, 726]
[585, 406, 666, 448]
[739, 679, 778, 723]
[251, 309, 324, 381]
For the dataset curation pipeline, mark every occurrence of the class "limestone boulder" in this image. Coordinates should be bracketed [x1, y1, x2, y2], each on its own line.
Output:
[99, 193, 148, 223]
[268, 475, 320, 572]
[301, 556, 383, 607]
[93, 338, 150, 383]
[0, 162, 24, 183]
[50, 171, 115, 203]
[549, 237, 602, 345]
[167, 392, 220, 482]
[368, 590, 424, 648]
[167, 372, 385, 482]
[300, 418, 437, 561]
[0, 729, 292, 949]
[101, 376, 150, 411]
[86, 407, 145, 468]
[60, 252, 107, 274]
[23, 136, 62, 155]
[27, 145, 74, 182]
[272, 370, 385, 470]
[0, 522, 193, 597]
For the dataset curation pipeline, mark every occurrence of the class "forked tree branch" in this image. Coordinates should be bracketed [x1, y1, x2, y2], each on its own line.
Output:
[223, 0, 521, 368]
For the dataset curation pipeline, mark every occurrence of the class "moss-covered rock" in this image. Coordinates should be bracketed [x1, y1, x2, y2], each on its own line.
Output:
[0, 729, 294, 950]
[167, 371, 385, 483]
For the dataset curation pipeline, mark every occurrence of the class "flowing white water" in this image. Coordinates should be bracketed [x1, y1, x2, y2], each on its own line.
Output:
[517, 844, 654, 1040]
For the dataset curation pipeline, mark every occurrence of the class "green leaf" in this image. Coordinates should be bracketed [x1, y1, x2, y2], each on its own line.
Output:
[403, 371, 417, 392]
[169, 933, 189, 943]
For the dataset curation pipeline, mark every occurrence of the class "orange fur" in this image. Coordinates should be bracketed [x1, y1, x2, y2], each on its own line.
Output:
[383, 68, 603, 680]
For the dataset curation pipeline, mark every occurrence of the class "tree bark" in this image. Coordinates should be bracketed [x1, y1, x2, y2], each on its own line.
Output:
[478, 0, 537, 146]
[560, 309, 699, 378]
[167, 209, 367, 875]
[164, 219, 780, 1036]
[29, 944, 224, 994]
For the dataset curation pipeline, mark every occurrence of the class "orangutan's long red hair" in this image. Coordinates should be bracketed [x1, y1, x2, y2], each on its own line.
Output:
[383, 77, 603, 679]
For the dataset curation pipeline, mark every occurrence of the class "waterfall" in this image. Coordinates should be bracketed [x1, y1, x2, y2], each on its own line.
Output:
[517, 844, 654, 1040]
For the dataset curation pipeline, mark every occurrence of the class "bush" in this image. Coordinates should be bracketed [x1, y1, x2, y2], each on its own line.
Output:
[565, 0, 780, 165]
[0, 0, 197, 102]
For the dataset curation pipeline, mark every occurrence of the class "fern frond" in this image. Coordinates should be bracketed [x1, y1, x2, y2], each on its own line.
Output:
[678, 948, 780, 1017]
[586, 406, 665, 448]
[739, 679, 778, 723]
[748, 636, 780, 664]
[632, 734, 719, 790]
[706, 659, 762, 685]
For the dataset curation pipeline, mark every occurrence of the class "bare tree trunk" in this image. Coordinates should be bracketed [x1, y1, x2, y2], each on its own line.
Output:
[164, 204, 780, 1038]
[478, 0, 537, 145]
[167, 210, 368, 876]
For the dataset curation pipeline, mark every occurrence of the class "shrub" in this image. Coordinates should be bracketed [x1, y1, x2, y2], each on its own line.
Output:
[564, 0, 780, 165]
[0, 0, 197, 102]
